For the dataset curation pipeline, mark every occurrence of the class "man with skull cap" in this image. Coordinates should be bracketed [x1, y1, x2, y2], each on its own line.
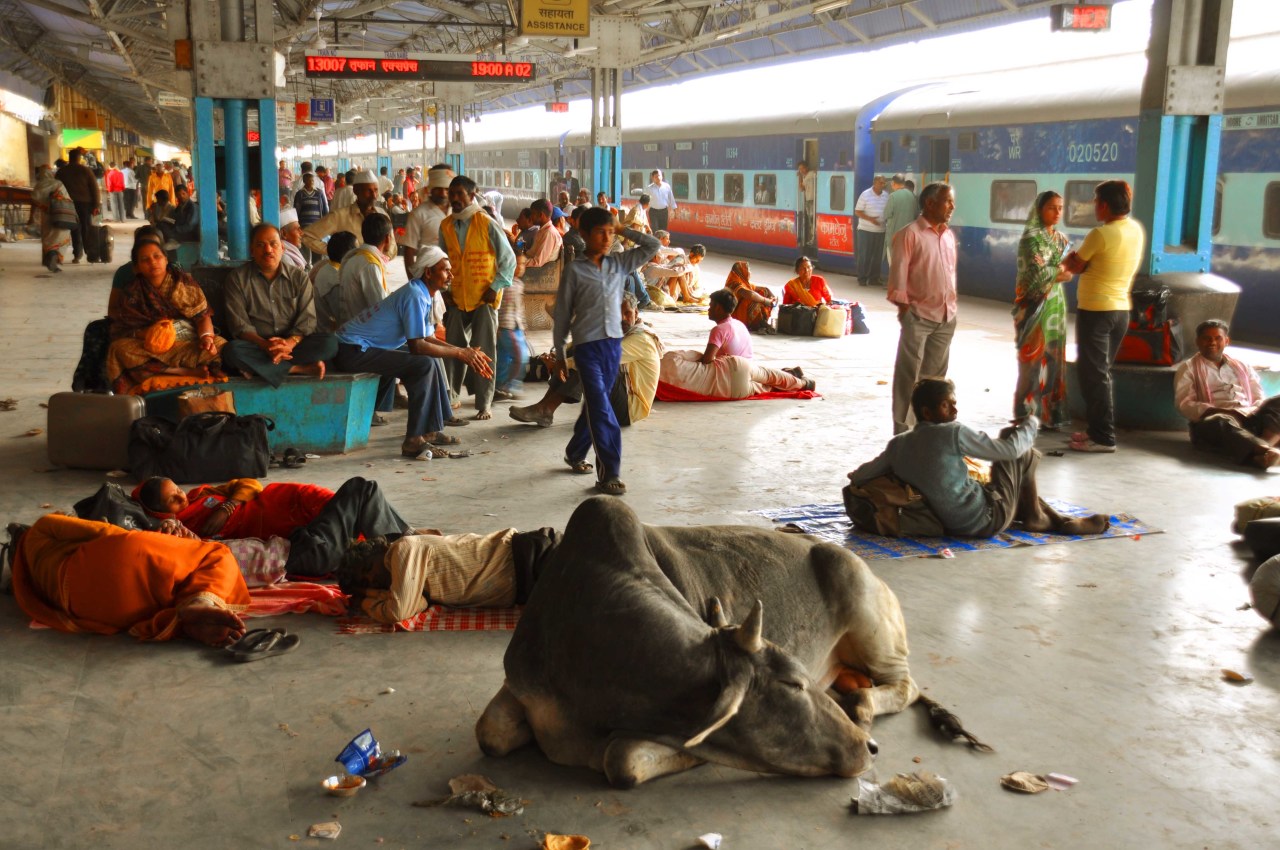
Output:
[403, 164, 453, 276]
[302, 168, 391, 256]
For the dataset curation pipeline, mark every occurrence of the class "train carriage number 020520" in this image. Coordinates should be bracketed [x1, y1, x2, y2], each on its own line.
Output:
[1067, 142, 1120, 163]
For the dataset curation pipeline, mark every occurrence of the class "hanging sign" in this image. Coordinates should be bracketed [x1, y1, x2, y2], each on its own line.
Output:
[309, 98, 335, 122]
[519, 0, 590, 37]
[304, 53, 535, 82]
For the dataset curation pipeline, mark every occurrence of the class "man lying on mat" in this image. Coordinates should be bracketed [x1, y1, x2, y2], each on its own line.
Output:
[335, 527, 559, 624]
[849, 377, 1110, 537]
[132, 476, 409, 577]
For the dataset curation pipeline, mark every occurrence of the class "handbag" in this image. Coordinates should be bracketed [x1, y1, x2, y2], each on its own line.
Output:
[777, 303, 818, 336]
[72, 482, 164, 531]
[842, 478, 945, 538]
[177, 385, 236, 418]
[50, 196, 77, 230]
[128, 412, 274, 484]
[1130, 285, 1171, 330]
[1116, 318, 1184, 366]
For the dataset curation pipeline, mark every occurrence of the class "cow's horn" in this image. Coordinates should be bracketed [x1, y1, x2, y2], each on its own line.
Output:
[735, 599, 765, 654]
[707, 597, 729, 629]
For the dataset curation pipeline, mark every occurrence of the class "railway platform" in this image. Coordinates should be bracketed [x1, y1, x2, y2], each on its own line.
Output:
[1, 224, 1278, 849]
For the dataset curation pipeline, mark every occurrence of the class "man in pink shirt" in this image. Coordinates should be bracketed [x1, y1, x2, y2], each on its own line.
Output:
[524, 198, 564, 271]
[701, 290, 753, 361]
[887, 183, 958, 434]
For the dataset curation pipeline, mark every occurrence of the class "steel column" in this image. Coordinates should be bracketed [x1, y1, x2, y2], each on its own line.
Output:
[258, 98, 280, 228]
[194, 96, 221, 266]
[223, 98, 250, 261]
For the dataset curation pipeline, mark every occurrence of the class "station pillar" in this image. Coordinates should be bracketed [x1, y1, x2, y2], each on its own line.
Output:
[1126, 0, 1241, 345]
[590, 67, 623, 205]
[435, 84, 472, 176]
[181, 0, 280, 265]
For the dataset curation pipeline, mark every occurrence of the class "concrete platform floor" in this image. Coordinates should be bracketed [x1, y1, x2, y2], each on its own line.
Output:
[0, 225, 1277, 850]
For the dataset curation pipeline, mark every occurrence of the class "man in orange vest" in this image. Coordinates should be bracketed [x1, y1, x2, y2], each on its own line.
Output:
[438, 175, 516, 420]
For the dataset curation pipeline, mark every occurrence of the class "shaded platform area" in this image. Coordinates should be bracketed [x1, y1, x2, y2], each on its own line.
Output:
[1, 226, 1278, 848]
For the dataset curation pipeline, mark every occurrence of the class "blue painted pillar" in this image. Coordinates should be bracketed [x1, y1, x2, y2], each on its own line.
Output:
[590, 67, 623, 204]
[194, 97, 221, 267]
[592, 144, 621, 205]
[258, 98, 280, 228]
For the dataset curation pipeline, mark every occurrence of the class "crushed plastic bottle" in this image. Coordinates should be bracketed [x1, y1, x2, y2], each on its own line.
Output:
[851, 771, 956, 815]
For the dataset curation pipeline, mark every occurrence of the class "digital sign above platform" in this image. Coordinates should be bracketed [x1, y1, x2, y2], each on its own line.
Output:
[1049, 3, 1112, 31]
[304, 54, 536, 83]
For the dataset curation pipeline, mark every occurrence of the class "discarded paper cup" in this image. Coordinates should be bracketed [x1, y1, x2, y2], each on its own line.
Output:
[322, 774, 366, 797]
[335, 728, 379, 775]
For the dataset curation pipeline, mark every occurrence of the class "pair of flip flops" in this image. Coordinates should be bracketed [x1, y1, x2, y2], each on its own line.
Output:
[225, 628, 300, 662]
[270, 448, 307, 469]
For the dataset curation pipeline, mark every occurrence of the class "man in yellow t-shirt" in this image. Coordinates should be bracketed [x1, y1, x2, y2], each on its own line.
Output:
[1062, 180, 1146, 453]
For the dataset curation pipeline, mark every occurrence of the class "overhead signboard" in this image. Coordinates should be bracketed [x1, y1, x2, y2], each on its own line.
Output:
[1049, 3, 1112, 31]
[519, 0, 589, 37]
[309, 97, 335, 123]
[304, 53, 535, 83]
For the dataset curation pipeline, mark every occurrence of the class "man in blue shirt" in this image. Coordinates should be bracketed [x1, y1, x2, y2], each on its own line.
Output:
[552, 207, 660, 495]
[334, 246, 494, 459]
[848, 378, 1110, 537]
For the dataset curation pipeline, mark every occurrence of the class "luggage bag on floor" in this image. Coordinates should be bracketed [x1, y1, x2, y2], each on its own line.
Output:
[86, 225, 113, 263]
[47, 391, 145, 470]
[777, 304, 818, 336]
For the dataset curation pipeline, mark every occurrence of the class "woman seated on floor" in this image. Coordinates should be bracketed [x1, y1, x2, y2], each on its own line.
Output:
[105, 239, 226, 394]
[9, 514, 250, 647]
[783, 256, 834, 306]
[724, 260, 778, 333]
[659, 289, 815, 399]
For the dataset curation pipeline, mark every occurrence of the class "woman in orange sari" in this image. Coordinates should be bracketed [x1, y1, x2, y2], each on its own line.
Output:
[11, 514, 250, 646]
[724, 261, 778, 333]
[782, 256, 834, 306]
[106, 240, 226, 394]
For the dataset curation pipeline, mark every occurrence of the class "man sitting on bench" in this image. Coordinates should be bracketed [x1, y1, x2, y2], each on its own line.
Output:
[220, 222, 338, 386]
[848, 378, 1110, 537]
[1175, 319, 1280, 470]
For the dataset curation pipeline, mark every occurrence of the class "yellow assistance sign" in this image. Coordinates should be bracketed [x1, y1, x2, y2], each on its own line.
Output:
[519, 0, 589, 38]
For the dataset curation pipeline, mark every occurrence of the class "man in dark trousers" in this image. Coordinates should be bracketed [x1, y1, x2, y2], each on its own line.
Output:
[55, 147, 101, 264]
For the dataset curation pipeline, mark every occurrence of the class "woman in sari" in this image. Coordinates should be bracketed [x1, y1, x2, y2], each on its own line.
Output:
[1012, 190, 1073, 427]
[725, 261, 778, 333]
[106, 240, 226, 394]
[31, 165, 74, 274]
[782, 256, 834, 306]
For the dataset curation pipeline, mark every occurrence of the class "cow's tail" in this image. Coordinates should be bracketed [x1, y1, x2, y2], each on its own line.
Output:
[916, 694, 995, 753]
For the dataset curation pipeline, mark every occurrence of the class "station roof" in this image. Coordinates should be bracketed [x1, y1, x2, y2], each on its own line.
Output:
[0, 0, 1123, 147]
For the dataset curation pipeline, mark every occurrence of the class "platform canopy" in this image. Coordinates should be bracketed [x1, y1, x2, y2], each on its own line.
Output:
[0, 0, 1130, 146]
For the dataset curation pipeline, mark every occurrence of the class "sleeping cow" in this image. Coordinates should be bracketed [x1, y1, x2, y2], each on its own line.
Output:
[476, 497, 920, 788]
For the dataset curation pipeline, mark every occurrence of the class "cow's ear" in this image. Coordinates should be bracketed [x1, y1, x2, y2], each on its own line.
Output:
[684, 677, 747, 748]
[734, 599, 765, 654]
[707, 597, 729, 629]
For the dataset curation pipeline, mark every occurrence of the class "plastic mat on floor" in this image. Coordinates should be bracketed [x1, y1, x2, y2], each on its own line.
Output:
[754, 499, 1160, 561]
[337, 605, 522, 634]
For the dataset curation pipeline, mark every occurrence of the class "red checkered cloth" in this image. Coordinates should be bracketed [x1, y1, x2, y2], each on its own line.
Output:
[337, 605, 522, 634]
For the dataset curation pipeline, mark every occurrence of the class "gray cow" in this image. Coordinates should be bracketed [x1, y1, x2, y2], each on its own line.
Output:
[476, 497, 920, 788]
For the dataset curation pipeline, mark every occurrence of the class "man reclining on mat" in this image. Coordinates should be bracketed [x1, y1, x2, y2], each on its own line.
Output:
[132, 476, 410, 577]
[848, 378, 1110, 537]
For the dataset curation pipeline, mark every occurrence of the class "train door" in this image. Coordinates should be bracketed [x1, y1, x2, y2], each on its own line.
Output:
[922, 136, 950, 185]
[798, 138, 818, 253]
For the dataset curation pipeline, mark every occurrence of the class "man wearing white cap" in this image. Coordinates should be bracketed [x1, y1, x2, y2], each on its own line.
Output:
[402, 164, 453, 276]
[334, 246, 493, 458]
[439, 174, 517, 420]
[278, 208, 308, 270]
[302, 168, 389, 256]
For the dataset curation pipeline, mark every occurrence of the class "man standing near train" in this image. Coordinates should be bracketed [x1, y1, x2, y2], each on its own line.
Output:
[882, 173, 918, 266]
[888, 182, 958, 435]
[854, 175, 890, 286]
[646, 169, 677, 233]
[439, 175, 517, 420]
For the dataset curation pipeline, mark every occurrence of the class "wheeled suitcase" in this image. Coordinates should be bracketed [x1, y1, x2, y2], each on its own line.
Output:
[86, 225, 113, 263]
[47, 391, 145, 470]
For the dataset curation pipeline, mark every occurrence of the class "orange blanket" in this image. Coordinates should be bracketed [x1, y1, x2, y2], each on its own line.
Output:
[13, 515, 249, 641]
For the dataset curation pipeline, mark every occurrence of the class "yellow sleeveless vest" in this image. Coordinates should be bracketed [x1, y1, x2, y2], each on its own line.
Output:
[440, 212, 501, 311]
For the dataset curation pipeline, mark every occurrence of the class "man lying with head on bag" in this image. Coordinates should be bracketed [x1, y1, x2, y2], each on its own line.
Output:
[131, 475, 410, 577]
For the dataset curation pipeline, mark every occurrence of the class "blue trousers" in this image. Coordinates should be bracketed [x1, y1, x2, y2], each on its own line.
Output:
[496, 327, 527, 393]
[565, 337, 623, 482]
[333, 343, 451, 437]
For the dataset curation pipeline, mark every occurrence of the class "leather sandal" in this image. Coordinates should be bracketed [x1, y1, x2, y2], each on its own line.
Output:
[564, 457, 593, 475]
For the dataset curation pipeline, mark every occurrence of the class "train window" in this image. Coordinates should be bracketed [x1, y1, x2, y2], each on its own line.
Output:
[514, 172, 523, 189]
[529, 172, 541, 191]
[878, 140, 892, 164]
[628, 171, 644, 195]
[957, 132, 977, 152]
[503, 170, 512, 188]
[753, 174, 776, 206]
[990, 180, 1038, 224]
[724, 173, 744, 204]
[1063, 180, 1095, 227]
[672, 172, 690, 200]
[1213, 179, 1223, 236]
[829, 175, 847, 211]
[697, 173, 715, 202]
[1265, 182, 1280, 238]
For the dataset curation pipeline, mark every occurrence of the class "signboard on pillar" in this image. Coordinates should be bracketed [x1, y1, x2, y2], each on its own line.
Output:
[519, 0, 590, 38]
[309, 98, 335, 123]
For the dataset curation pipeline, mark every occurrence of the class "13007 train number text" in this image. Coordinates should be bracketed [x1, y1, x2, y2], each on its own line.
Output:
[1066, 142, 1120, 163]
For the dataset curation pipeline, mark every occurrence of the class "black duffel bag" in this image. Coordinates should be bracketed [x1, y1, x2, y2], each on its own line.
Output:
[1130, 285, 1172, 330]
[73, 482, 164, 531]
[777, 303, 818, 336]
[128, 412, 274, 483]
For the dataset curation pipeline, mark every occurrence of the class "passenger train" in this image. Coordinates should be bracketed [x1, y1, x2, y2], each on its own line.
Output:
[315, 46, 1280, 346]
